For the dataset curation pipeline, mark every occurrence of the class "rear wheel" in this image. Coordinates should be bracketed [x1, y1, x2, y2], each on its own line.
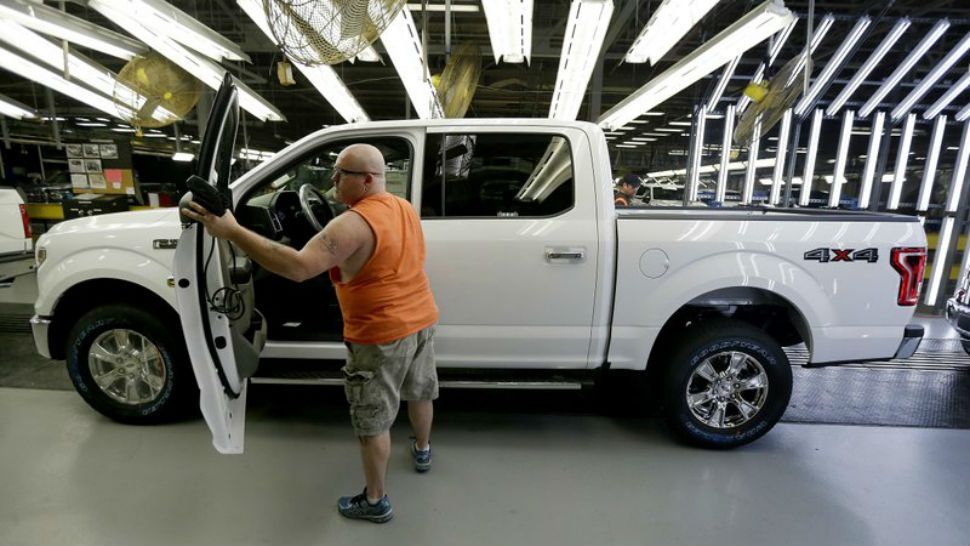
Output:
[663, 319, 792, 448]
[66, 304, 196, 424]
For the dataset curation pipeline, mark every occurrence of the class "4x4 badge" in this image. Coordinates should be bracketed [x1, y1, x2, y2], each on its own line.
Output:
[804, 248, 878, 263]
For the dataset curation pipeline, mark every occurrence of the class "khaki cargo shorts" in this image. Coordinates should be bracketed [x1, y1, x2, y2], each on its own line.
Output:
[342, 325, 439, 437]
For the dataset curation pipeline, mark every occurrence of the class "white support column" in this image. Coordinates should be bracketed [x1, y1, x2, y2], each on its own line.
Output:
[742, 116, 761, 205]
[687, 107, 708, 202]
[716, 103, 736, 203]
[888, 112, 917, 210]
[799, 108, 824, 206]
[858, 111, 885, 208]
[770, 109, 792, 205]
[916, 115, 947, 212]
[829, 110, 854, 208]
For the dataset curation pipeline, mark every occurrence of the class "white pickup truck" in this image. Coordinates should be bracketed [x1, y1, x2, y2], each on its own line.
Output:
[31, 79, 927, 451]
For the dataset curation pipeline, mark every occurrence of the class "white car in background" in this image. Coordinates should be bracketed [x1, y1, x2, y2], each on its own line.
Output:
[0, 186, 31, 257]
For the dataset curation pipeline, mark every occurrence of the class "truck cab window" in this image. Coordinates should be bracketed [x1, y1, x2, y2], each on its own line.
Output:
[421, 133, 574, 218]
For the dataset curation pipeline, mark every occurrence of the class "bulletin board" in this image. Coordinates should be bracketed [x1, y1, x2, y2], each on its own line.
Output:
[65, 139, 138, 196]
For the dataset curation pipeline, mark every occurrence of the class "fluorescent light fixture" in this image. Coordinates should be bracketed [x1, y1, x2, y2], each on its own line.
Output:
[669, 121, 693, 126]
[0, 21, 175, 122]
[615, 144, 636, 148]
[381, 8, 443, 119]
[118, 0, 249, 62]
[549, 0, 614, 120]
[768, 16, 798, 66]
[90, 0, 284, 122]
[916, 115, 947, 211]
[781, 14, 836, 91]
[76, 122, 108, 127]
[858, 111, 885, 208]
[892, 31, 970, 121]
[624, 0, 720, 65]
[946, 120, 970, 212]
[770, 108, 791, 204]
[827, 18, 910, 117]
[655, 128, 685, 132]
[799, 108, 824, 206]
[794, 17, 871, 118]
[142, 132, 167, 138]
[0, 92, 35, 119]
[407, 3, 480, 11]
[707, 54, 740, 113]
[0, 43, 130, 119]
[237, 0, 368, 123]
[924, 72, 970, 119]
[0, 0, 146, 60]
[599, 0, 794, 130]
[631, 137, 657, 141]
[957, 103, 970, 122]
[828, 110, 854, 207]
[644, 111, 665, 116]
[887, 113, 917, 209]
[859, 19, 950, 118]
[172, 151, 194, 162]
[482, 0, 533, 64]
[687, 108, 707, 201]
[642, 132, 667, 136]
[239, 147, 276, 161]
[742, 116, 761, 204]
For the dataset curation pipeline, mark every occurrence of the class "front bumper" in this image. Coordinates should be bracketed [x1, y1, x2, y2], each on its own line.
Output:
[30, 315, 52, 359]
[893, 324, 924, 359]
[945, 298, 970, 339]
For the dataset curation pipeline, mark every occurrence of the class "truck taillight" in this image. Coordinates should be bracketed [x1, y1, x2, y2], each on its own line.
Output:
[890, 247, 926, 306]
[19, 204, 31, 239]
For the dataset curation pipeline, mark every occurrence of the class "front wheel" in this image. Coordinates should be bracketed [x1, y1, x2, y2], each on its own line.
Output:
[663, 319, 792, 448]
[66, 304, 196, 424]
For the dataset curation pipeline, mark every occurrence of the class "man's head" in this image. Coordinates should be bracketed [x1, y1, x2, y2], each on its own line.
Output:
[617, 173, 642, 196]
[332, 143, 387, 205]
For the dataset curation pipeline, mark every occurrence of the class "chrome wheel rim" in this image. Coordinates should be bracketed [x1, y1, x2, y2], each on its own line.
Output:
[685, 350, 769, 429]
[88, 329, 167, 406]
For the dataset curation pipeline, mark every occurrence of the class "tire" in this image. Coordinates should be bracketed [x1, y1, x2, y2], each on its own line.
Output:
[961, 340, 970, 356]
[663, 319, 792, 449]
[66, 304, 196, 424]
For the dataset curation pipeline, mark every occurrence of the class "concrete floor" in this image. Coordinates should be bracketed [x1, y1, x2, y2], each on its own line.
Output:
[0, 386, 967, 546]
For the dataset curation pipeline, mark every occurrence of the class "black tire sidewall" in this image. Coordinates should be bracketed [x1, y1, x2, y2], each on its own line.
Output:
[66, 304, 193, 424]
[664, 322, 793, 449]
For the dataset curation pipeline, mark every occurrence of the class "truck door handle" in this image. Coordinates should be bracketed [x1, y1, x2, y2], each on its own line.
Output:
[545, 247, 586, 263]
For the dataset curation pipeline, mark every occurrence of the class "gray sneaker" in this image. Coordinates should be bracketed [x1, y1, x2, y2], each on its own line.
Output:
[337, 489, 393, 523]
[410, 437, 432, 473]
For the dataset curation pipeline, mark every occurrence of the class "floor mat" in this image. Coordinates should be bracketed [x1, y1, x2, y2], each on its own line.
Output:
[784, 367, 970, 428]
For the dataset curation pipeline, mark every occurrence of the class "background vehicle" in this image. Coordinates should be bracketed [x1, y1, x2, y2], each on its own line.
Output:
[945, 270, 970, 354]
[31, 80, 927, 452]
[0, 185, 31, 256]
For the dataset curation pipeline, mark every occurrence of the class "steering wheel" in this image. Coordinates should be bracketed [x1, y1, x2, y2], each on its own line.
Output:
[298, 184, 338, 232]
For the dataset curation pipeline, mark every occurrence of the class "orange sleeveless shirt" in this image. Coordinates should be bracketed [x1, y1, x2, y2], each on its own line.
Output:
[329, 193, 439, 344]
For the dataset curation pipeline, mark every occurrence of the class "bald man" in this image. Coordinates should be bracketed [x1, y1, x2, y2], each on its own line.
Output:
[184, 143, 440, 523]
